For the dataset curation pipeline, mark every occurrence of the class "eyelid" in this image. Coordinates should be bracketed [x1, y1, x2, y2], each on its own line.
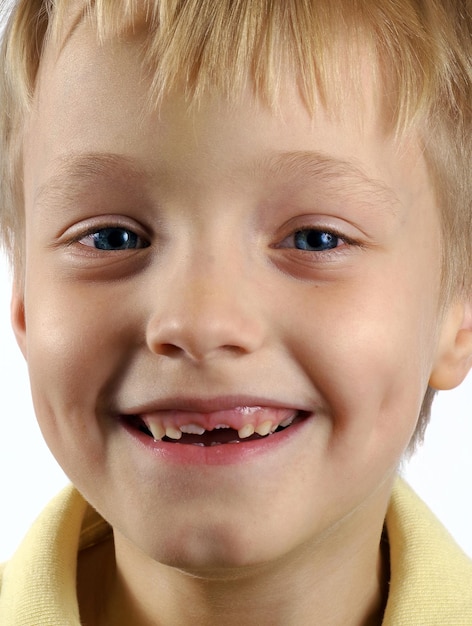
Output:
[63, 216, 152, 247]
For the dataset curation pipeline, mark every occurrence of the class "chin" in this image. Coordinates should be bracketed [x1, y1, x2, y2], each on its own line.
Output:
[137, 524, 280, 575]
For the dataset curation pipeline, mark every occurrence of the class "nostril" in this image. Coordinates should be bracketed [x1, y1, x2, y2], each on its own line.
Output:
[145, 302, 265, 360]
[149, 341, 248, 361]
[153, 343, 189, 358]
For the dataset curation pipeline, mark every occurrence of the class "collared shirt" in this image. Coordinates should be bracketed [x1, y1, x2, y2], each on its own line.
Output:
[1, 479, 471, 624]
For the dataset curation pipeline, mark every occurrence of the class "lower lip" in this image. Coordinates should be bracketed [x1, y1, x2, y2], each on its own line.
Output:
[120, 415, 312, 466]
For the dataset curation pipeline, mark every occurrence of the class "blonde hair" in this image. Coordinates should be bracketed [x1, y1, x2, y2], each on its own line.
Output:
[0, 0, 471, 444]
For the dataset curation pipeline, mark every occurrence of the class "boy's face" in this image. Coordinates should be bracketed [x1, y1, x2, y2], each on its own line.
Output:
[14, 23, 458, 571]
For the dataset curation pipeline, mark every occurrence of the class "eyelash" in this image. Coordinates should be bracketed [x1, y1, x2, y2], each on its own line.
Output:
[68, 223, 357, 260]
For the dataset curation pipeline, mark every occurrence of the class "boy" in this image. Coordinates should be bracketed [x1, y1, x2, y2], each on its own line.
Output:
[0, 0, 471, 623]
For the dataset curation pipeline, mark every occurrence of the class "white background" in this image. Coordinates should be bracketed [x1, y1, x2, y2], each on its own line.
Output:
[0, 258, 471, 562]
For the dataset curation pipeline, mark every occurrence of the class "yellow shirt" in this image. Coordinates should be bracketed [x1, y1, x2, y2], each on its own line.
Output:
[1, 479, 471, 624]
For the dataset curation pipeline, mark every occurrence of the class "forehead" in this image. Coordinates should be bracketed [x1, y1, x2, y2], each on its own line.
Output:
[24, 13, 432, 223]
[29, 12, 391, 155]
[46, 0, 434, 128]
[45, 1, 401, 126]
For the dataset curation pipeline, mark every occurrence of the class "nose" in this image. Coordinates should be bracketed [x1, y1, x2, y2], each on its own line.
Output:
[145, 252, 265, 362]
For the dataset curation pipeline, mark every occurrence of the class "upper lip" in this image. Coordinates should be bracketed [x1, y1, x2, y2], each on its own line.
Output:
[119, 395, 313, 416]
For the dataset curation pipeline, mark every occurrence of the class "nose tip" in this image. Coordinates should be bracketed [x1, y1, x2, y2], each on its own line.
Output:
[147, 316, 262, 362]
[145, 278, 265, 362]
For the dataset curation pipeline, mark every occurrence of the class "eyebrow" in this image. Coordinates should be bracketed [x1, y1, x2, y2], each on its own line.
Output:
[34, 152, 150, 206]
[35, 149, 400, 215]
[259, 150, 400, 213]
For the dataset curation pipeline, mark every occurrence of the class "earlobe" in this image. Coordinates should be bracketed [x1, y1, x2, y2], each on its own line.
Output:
[429, 302, 472, 390]
[11, 285, 27, 359]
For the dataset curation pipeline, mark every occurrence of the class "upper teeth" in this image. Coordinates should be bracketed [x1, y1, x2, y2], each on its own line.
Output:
[164, 425, 182, 440]
[237, 423, 255, 439]
[145, 413, 297, 442]
[279, 415, 295, 428]
[254, 420, 274, 436]
[179, 424, 206, 435]
[147, 422, 166, 440]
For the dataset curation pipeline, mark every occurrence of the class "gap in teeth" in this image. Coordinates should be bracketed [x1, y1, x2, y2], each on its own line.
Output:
[142, 411, 300, 442]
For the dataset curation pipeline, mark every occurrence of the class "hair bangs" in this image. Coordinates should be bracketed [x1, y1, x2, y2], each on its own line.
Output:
[44, 0, 453, 133]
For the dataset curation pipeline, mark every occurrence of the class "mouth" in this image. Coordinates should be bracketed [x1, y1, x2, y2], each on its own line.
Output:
[122, 407, 310, 448]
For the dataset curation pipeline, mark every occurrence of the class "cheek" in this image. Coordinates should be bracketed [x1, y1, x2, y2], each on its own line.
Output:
[23, 281, 126, 446]
[285, 275, 439, 447]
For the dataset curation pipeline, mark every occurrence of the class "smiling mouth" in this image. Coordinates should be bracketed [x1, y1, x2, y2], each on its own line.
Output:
[124, 410, 309, 447]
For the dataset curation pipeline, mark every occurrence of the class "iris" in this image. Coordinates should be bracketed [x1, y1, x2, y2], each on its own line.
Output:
[294, 230, 338, 252]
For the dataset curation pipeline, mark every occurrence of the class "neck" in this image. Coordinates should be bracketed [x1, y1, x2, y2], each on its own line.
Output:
[82, 518, 389, 626]
[77, 479, 395, 626]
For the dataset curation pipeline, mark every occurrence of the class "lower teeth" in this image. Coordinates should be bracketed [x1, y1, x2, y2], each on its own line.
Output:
[204, 440, 241, 447]
[174, 433, 268, 447]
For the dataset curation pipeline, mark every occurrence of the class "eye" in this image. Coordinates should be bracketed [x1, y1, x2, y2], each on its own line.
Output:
[278, 228, 344, 253]
[79, 227, 149, 251]
[293, 229, 340, 252]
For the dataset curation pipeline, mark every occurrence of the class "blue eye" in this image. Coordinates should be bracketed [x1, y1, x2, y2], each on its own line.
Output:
[80, 227, 148, 251]
[293, 229, 339, 252]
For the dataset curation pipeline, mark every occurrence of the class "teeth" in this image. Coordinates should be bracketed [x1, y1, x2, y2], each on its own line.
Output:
[238, 424, 255, 439]
[279, 415, 296, 428]
[145, 415, 297, 443]
[180, 424, 206, 435]
[147, 422, 166, 441]
[255, 421, 273, 436]
[165, 425, 183, 440]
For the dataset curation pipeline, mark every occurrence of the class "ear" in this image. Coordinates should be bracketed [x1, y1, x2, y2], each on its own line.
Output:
[10, 283, 27, 359]
[429, 301, 472, 390]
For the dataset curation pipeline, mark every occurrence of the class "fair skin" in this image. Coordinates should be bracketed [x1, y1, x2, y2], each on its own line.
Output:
[11, 17, 472, 626]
